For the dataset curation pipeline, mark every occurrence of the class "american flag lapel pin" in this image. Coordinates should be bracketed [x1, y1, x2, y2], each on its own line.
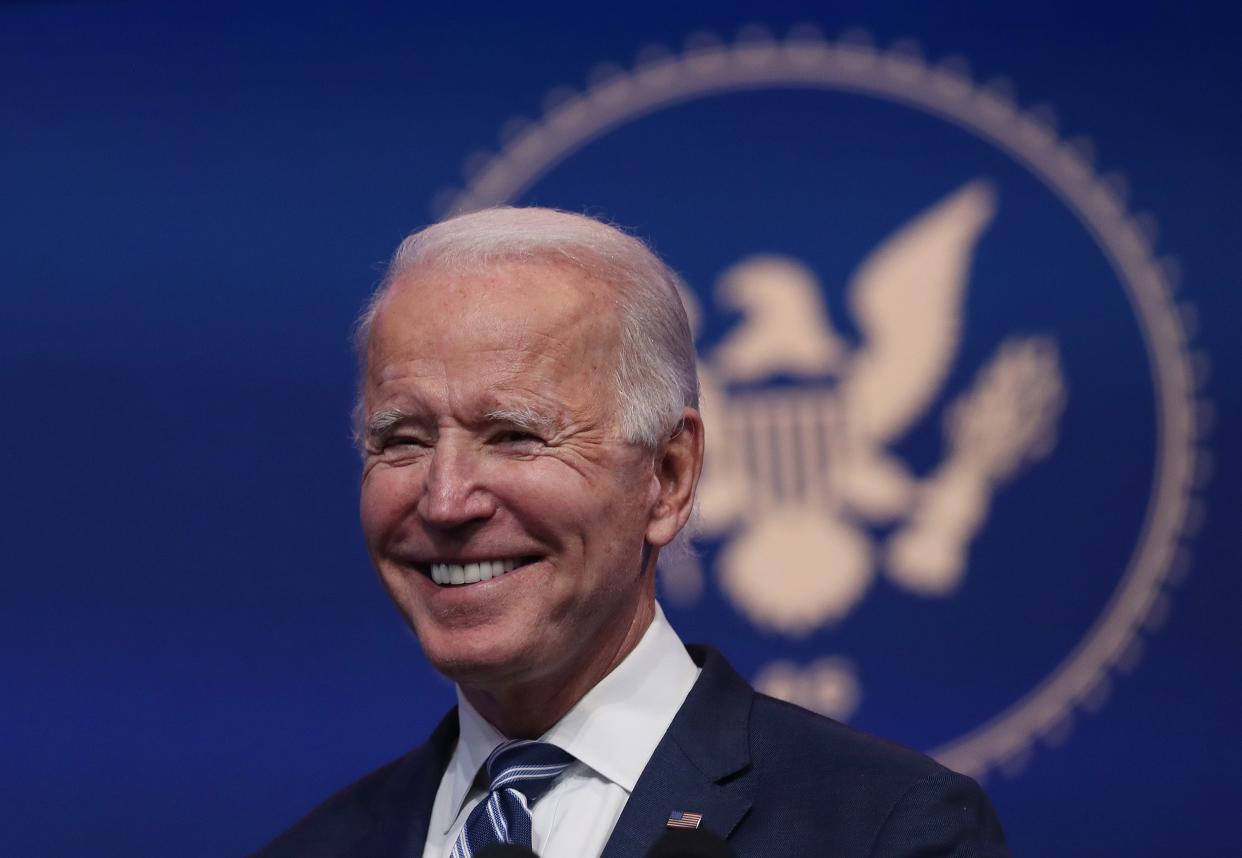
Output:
[666, 810, 704, 830]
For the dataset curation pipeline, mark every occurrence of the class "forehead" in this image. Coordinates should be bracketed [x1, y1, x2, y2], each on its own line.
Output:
[372, 257, 616, 345]
[364, 259, 621, 407]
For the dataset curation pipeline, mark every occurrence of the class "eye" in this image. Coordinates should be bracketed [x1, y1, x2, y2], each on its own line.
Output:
[372, 433, 431, 455]
[491, 429, 543, 446]
[398, 432, 436, 446]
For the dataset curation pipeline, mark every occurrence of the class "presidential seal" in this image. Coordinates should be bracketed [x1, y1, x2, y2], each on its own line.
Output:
[436, 26, 1212, 779]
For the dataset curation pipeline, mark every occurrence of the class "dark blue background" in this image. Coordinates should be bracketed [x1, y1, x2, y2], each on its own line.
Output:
[3, 2, 1239, 855]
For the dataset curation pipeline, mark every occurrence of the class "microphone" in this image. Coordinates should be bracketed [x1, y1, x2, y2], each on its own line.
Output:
[475, 847, 540, 858]
[646, 828, 737, 858]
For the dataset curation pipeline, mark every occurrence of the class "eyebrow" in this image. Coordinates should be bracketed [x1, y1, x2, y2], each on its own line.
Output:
[484, 406, 560, 436]
[364, 407, 415, 438]
[363, 405, 561, 438]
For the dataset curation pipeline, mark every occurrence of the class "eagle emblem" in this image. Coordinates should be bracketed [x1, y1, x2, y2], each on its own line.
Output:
[665, 180, 1067, 645]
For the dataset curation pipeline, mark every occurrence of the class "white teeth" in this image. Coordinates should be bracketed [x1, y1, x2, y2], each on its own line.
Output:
[429, 558, 526, 586]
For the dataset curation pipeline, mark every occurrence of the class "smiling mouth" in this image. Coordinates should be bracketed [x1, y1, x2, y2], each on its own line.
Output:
[424, 557, 538, 586]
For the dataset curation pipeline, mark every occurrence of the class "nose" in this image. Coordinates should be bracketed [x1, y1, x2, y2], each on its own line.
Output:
[417, 438, 497, 529]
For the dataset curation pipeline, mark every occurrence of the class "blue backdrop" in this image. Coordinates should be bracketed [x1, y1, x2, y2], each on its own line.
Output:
[4, 2, 1240, 856]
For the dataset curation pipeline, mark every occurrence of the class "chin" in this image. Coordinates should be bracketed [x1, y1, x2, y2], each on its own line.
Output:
[418, 627, 545, 689]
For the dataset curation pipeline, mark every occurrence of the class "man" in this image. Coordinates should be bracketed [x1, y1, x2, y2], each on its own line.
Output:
[255, 208, 1009, 858]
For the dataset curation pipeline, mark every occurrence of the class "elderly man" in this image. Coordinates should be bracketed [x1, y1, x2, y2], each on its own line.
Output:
[255, 208, 1009, 858]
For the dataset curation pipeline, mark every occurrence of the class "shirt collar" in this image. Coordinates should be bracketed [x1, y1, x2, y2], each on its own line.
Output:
[444, 684, 507, 830]
[443, 602, 699, 830]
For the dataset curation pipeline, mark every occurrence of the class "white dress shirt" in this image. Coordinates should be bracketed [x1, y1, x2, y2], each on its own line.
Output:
[421, 603, 700, 858]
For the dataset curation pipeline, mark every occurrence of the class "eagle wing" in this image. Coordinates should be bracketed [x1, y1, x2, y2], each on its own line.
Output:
[840, 180, 998, 445]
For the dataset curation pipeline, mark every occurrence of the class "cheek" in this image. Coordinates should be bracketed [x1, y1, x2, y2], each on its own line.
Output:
[360, 467, 420, 542]
[495, 476, 578, 542]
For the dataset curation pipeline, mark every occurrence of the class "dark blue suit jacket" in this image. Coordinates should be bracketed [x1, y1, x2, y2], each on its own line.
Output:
[254, 646, 1009, 857]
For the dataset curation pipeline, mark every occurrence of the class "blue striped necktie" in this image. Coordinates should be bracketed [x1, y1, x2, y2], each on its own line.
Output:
[452, 739, 575, 858]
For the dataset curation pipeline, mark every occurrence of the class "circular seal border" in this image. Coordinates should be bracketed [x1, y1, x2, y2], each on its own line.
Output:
[439, 27, 1213, 779]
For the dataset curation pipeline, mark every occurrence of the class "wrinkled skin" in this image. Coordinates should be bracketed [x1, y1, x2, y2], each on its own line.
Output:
[359, 259, 703, 736]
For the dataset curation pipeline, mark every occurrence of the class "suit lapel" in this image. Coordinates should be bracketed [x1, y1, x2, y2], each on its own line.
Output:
[336, 646, 755, 858]
[600, 646, 753, 858]
[342, 708, 460, 858]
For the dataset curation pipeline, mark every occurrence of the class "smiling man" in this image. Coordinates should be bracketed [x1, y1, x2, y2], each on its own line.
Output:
[254, 208, 1010, 858]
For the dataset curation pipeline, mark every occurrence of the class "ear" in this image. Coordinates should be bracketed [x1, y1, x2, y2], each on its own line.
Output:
[645, 407, 706, 548]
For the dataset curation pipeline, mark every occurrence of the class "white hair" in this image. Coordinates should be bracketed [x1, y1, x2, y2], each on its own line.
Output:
[353, 207, 699, 448]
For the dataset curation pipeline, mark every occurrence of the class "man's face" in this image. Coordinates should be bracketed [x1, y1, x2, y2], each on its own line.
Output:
[359, 260, 662, 690]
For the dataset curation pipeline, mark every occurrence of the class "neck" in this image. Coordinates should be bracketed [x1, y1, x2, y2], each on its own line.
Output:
[461, 596, 657, 738]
